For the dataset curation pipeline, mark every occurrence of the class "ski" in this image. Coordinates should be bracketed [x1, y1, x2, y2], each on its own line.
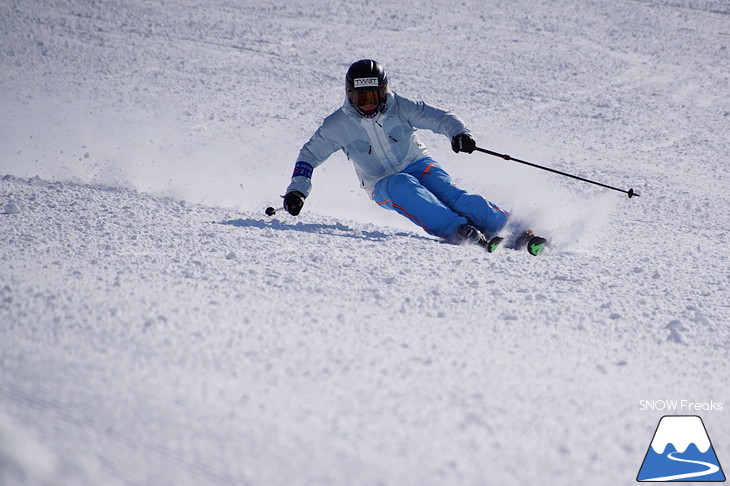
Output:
[484, 235, 504, 253]
[490, 230, 548, 256]
[526, 236, 548, 256]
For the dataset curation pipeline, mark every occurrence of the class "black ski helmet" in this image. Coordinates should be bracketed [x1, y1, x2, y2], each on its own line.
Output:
[345, 59, 388, 118]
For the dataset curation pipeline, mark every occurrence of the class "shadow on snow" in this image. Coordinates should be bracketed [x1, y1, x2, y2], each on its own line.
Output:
[217, 217, 432, 243]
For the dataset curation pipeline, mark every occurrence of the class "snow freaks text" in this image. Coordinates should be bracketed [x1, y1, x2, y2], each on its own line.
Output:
[639, 400, 724, 412]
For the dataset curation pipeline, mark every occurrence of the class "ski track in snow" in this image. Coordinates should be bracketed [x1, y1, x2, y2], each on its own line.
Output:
[1, 0, 730, 485]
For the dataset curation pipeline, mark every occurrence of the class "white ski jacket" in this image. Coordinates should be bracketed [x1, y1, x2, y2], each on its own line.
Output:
[286, 92, 470, 198]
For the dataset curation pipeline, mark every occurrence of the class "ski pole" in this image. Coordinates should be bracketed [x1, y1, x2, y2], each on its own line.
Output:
[265, 206, 283, 216]
[473, 146, 639, 198]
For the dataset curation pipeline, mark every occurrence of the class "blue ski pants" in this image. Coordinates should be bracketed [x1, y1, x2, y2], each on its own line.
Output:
[373, 157, 509, 239]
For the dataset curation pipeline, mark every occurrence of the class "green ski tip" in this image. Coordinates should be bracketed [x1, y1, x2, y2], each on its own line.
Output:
[527, 237, 547, 256]
[487, 236, 504, 253]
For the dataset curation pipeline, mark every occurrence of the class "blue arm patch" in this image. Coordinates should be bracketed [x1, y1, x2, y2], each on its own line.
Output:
[292, 161, 314, 179]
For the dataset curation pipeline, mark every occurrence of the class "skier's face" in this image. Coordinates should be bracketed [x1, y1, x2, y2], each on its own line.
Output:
[351, 89, 379, 109]
[348, 87, 386, 117]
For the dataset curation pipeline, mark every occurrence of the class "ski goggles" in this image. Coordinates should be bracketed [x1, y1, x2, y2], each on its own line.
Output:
[347, 87, 386, 107]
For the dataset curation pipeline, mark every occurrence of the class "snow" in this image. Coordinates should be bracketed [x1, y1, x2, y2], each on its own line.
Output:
[651, 416, 712, 454]
[1, 0, 729, 484]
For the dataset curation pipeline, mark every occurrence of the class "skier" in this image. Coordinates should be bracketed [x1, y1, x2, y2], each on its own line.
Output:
[281, 59, 545, 255]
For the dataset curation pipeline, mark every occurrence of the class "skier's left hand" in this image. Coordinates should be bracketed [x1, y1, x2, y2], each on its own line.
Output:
[451, 133, 476, 154]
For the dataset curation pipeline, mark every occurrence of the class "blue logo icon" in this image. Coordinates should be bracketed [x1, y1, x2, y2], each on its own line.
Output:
[637, 415, 725, 482]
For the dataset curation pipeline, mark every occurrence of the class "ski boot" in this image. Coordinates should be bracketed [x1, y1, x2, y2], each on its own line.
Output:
[455, 224, 504, 253]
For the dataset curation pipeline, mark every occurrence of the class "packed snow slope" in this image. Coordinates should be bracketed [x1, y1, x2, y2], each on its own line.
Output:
[1, 0, 729, 485]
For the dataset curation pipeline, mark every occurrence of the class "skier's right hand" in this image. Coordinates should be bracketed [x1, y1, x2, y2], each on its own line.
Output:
[283, 191, 305, 216]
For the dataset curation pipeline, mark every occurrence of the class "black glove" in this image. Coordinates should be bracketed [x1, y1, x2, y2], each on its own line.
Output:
[451, 133, 476, 154]
[283, 191, 305, 216]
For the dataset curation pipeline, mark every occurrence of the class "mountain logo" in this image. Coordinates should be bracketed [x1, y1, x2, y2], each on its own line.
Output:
[637, 415, 725, 482]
